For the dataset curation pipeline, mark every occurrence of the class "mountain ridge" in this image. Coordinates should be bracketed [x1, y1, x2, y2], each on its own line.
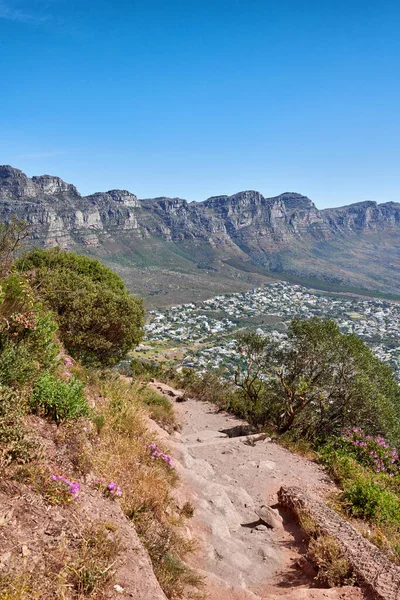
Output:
[1, 165, 400, 305]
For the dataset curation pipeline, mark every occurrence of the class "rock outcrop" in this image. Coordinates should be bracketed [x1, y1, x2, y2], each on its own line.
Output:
[279, 485, 400, 600]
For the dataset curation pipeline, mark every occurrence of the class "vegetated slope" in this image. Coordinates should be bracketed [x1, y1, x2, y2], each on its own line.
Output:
[2, 165, 400, 306]
[0, 241, 199, 599]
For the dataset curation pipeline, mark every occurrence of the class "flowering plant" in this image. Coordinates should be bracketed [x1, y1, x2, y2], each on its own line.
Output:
[340, 427, 400, 477]
[95, 478, 122, 498]
[46, 474, 81, 504]
[105, 481, 123, 498]
[149, 442, 174, 468]
[64, 355, 73, 378]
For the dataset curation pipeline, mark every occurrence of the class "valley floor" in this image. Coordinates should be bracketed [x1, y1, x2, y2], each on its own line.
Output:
[150, 381, 369, 600]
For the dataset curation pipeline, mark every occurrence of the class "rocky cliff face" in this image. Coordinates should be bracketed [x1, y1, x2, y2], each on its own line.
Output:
[2, 165, 399, 246]
[1, 165, 400, 299]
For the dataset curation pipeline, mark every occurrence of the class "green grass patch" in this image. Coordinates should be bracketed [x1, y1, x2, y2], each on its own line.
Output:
[140, 387, 178, 432]
[30, 374, 90, 423]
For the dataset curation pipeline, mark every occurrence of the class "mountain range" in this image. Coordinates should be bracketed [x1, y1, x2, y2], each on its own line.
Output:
[1, 165, 400, 306]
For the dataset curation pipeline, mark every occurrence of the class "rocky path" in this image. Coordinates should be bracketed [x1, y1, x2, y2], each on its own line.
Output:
[150, 381, 368, 600]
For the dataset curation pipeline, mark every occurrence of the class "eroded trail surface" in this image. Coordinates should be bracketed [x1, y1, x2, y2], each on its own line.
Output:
[150, 381, 368, 600]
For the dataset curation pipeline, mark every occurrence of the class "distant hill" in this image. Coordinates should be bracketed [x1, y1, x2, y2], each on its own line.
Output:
[2, 164, 400, 306]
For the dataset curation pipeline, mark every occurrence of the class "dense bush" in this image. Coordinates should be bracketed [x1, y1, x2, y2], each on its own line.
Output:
[16, 247, 125, 292]
[0, 274, 59, 388]
[16, 248, 144, 365]
[30, 373, 90, 423]
[177, 368, 234, 406]
[322, 447, 398, 517]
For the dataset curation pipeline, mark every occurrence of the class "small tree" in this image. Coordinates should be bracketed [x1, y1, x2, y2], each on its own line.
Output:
[234, 331, 279, 423]
[235, 319, 400, 443]
[16, 248, 144, 365]
[0, 218, 30, 278]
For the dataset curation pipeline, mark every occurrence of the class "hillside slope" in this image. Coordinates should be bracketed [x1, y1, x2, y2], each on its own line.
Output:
[2, 165, 400, 304]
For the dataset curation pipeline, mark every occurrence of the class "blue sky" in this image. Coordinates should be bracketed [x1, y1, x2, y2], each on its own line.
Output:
[0, 0, 399, 207]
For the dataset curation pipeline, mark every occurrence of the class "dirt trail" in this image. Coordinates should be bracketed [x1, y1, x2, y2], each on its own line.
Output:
[150, 381, 368, 600]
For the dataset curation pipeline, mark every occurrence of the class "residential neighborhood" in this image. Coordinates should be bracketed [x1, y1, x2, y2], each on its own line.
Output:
[143, 282, 400, 378]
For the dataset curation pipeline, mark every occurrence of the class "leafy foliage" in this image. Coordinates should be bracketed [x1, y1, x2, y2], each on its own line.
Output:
[343, 475, 400, 522]
[16, 246, 125, 292]
[16, 248, 144, 365]
[30, 374, 90, 423]
[234, 318, 400, 442]
[0, 274, 59, 388]
[320, 446, 400, 560]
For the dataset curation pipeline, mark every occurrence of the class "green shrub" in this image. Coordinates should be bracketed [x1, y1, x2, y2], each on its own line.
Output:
[0, 341, 38, 388]
[0, 272, 60, 388]
[321, 445, 400, 525]
[319, 447, 361, 483]
[16, 247, 125, 292]
[16, 248, 144, 366]
[176, 368, 236, 409]
[0, 385, 34, 468]
[129, 357, 164, 380]
[342, 475, 400, 523]
[30, 374, 90, 423]
[0, 312, 59, 389]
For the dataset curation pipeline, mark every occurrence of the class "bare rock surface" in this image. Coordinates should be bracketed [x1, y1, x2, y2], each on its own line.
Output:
[279, 486, 400, 600]
[151, 382, 370, 600]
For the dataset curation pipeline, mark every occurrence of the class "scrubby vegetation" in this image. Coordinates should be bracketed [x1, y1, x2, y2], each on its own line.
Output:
[319, 430, 400, 561]
[30, 373, 89, 423]
[139, 386, 179, 433]
[0, 227, 200, 598]
[16, 247, 144, 366]
[297, 510, 354, 587]
[171, 318, 400, 444]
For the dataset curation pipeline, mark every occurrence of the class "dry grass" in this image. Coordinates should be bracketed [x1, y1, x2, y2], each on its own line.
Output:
[296, 509, 354, 587]
[0, 520, 120, 600]
[64, 521, 120, 596]
[0, 573, 36, 600]
[88, 374, 202, 599]
[361, 522, 400, 564]
[308, 535, 353, 587]
[278, 434, 318, 460]
[297, 509, 320, 540]
[139, 386, 179, 433]
[0, 370, 201, 600]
